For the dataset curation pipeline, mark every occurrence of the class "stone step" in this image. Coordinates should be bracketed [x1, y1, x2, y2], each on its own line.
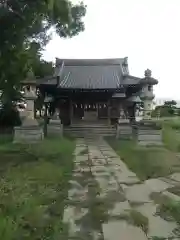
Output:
[69, 125, 115, 129]
[65, 132, 115, 136]
[64, 123, 116, 137]
[64, 128, 116, 132]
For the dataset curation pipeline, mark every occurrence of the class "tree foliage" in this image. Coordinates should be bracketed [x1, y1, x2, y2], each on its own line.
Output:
[0, 0, 86, 92]
[164, 100, 177, 108]
[0, 0, 86, 126]
[27, 41, 54, 78]
[152, 100, 177, 117]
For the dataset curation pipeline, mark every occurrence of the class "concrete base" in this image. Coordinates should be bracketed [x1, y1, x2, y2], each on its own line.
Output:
[14, 125, 44, 143]
[137, 129, 163, 146]
[47, 120, 63, 137]
[136, 120, 163, 146]
[116, 124, 132, 140]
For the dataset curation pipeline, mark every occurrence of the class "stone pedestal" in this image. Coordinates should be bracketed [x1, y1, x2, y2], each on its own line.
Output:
[136, 120, 163, 146]
[47, 109, 63, 137]
[116, 118, 132, 140]
[116, 107, 132, 139]
[14, 86, 44, 143]
[47, 119, 63, 137]
[14, 125, 44, 143]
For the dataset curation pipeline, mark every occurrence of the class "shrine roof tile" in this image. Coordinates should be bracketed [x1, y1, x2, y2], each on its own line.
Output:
[54, 58, 140, 89]
[37, 58, 141, 89]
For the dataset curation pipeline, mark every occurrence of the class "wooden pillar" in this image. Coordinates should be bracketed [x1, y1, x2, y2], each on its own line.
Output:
[69, 100, 73, 125]
[43, 104, 48, 137]
[107, 100, 111, 125]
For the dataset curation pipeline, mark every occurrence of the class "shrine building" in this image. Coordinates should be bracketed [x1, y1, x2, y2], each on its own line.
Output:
[37, 57, 158, 126]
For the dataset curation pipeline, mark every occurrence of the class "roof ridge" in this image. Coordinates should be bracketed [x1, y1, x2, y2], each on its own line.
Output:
[55, 58, 125, 66]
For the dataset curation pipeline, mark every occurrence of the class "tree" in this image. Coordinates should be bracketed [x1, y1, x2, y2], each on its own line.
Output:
[0, 0, 86, 126]
[151, 100, 177, 117]
[164, 100, 177, 108]
[27, 41, 54, 78]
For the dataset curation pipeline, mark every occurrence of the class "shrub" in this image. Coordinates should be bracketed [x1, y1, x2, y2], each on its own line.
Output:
[171, 122, 180, 130]
[0, 104, 21, 127]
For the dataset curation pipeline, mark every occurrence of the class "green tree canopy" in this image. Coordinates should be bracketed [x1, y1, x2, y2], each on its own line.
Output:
[27, 41, 54, 78]
[0, 0, 86, 99]
[164, 100, 177, 108]
[0, 0, 86, 126]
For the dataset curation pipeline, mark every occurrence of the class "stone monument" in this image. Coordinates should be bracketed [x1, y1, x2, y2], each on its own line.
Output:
[14, 84, 44, 143]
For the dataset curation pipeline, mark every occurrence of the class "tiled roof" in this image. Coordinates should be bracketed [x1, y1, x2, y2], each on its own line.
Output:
[36, 76, 57, 85]
[37, 58, 141, 89]
[54, 58, 132, 89]
[123, 75, 141, 85]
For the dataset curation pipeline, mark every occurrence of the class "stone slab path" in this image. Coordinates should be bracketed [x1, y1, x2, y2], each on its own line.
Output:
[63, 137, 180, 240]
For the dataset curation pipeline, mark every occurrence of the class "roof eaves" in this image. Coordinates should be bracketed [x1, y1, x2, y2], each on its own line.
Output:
[122, 75, 141, 85]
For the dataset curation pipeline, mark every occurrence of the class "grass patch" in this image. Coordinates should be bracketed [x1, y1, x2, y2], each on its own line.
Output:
[0, 133, 13, 145]
[168, 186, 180, 196]
[156, 199, 180, 224]
[162, 119, 180, 152]
[0, 137, 75, 239]
[163, 126, 180, 152]
[150, 192, 180, 236]
[106, 138, 180, 181]
[151, 237, 167, 240]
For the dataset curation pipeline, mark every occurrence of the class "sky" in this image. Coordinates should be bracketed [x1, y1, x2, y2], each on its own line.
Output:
[43, 0, 180, 100]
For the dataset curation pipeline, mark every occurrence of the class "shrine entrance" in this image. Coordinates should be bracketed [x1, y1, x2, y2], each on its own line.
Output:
[84, 104, 97, 121]
[72, 102, 109, 123]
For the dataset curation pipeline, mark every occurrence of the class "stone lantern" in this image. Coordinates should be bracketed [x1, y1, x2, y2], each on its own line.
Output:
[140, 69, 158, 120]
[13, 71, 44, 143]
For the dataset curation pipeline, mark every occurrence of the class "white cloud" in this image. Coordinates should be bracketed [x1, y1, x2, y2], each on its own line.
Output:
[43, 0, 180, 99]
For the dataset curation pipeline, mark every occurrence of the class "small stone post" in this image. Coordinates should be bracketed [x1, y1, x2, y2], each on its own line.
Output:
[140, 69, 158, 120]
[47, 107, 63, 137]
[116, 106, 132, 139]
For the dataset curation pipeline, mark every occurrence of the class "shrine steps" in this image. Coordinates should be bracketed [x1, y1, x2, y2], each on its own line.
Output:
[64, 123, 116, 137]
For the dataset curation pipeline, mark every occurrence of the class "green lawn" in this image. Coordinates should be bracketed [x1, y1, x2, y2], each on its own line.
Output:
[107, 138, 180, 181]
[0, 136, 75, 239]
[162, 120, 180, 152]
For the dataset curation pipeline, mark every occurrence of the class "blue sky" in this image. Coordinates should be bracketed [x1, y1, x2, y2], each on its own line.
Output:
[43, 0, 180, 100]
